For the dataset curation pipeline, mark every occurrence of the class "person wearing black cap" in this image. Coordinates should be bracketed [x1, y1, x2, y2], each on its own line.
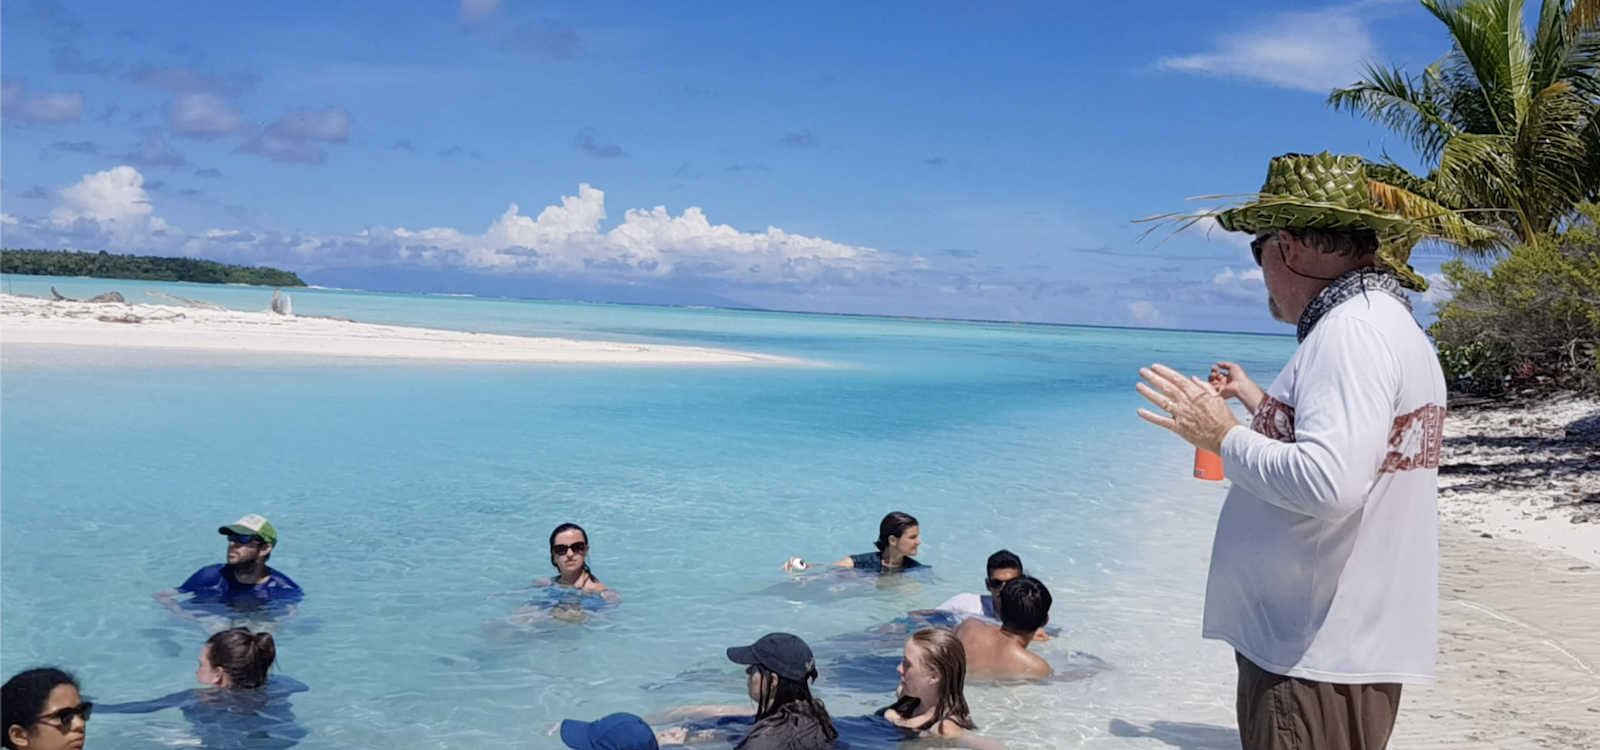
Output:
[653, 633, 838, 750]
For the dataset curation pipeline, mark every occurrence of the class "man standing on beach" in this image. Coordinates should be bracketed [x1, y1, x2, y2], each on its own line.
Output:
[1135, 153, 1469, 750]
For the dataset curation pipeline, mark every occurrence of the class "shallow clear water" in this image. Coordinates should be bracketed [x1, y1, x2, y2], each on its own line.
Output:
[1, 276, 1297, 749]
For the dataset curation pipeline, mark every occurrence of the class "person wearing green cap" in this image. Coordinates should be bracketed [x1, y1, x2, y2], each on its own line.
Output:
[153, 514, 303, 622]
[1135, 153, 1470, 750]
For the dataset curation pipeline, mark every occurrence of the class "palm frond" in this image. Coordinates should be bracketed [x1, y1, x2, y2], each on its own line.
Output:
[1570, 0, 1600, 33]
[1514, 80, 1594, 228]
[1423, 0, 1531, 132]
[1329, 64, 1460, 159]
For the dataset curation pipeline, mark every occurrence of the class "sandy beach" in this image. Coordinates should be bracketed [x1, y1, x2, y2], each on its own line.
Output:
[1392, 395, 1600, 749]
[0, 294, 794, 365]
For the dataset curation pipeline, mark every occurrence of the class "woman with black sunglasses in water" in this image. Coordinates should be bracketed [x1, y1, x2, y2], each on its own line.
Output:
[99, 628, 308, 749]
[490, 523, 620, 631]
[3, 668, 91, 750]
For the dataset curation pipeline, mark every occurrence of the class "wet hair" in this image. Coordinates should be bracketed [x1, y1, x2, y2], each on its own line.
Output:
[749, 664, 838, 743]
[985, 549, 1023, 577]
[2, 668, 79, 749]
[874, 512, 919, 553]
[549, 523, 595, 581]
[207, 628, 276, 689]
[996, 576, 1052, 634]
[885, 628, 976, 731]
[1283, 227, 1379, 258]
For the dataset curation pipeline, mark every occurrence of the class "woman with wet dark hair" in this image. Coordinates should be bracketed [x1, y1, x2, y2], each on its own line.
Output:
[100, 628, 308, 748]
[782, 511, 925, 574]
[2, 668, 90, 750]
[653, 633, 838, 750]
[490, 523, 620, 631]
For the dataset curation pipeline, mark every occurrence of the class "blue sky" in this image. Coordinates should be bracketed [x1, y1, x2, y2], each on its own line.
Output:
[2, 0, 1467, 332]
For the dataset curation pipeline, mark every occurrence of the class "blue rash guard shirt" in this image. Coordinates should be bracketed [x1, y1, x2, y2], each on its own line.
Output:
[178, 564, 303, 611]
[846, 553, 925, 574]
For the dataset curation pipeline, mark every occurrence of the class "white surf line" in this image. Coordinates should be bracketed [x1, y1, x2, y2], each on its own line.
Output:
[1452, 600, 1596, 675]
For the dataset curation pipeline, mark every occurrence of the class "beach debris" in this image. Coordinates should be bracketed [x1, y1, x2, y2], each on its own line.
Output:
[97, 310, 187, 324]
[269, 288, 293, 316]
[88, 291, 127, 303]
[143, 289, 227, 311]
[49, 287, 75, 301]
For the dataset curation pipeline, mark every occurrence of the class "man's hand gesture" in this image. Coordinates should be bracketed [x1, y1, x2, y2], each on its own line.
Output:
[1136, 364, 1240, 455]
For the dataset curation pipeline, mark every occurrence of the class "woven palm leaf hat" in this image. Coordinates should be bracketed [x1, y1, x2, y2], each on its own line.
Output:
[1215, 151, 1438, 290]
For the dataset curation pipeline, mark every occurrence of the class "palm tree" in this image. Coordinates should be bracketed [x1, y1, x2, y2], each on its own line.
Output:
[1329, 0, 1600, 244]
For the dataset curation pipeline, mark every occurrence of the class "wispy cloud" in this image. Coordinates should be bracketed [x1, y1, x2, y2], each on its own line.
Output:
[438, 145, 462, 157]
[165, 93, 249, 138]
[574, 128, 625, 158]
[459, 0, 502, 27]
[1155, 5, 1377, 93]
[126, 65, 260, 96]
[22, 185, 49, 200]
[52, 140, 101, 155]
[237, 106, 353, 165]
[778, 130, 820, 151]
[388, 139, 416, 152]
[505, 23, 582, 60]
[120, 132, 187, 168]
[2, 79, 85, 125]
[193, 167, 222, 179]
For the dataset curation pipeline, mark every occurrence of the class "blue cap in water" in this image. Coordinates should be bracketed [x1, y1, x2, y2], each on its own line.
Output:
[560, 713, 659, 750]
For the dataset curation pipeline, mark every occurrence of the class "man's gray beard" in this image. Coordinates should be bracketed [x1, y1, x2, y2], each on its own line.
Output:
[1268, 296, 1289, 324]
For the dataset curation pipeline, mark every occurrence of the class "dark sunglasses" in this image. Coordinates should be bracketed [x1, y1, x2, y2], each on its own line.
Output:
[227, 534, 264, 546]
[1250, 234, 1272, 266]
[551, 542, 589, 556]
[985, 577, 1009, 591]
[39, 702, 93, 730]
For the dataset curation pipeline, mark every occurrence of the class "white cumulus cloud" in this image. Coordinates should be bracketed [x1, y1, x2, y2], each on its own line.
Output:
[1156, 6, 1376, 93]
[1420, 272, 1455, 305]
[51, 166, 153, 224]
[1128, 301, 1173, 328]
[12, 175, 907, 289]
[1210, 266, 1267, 302]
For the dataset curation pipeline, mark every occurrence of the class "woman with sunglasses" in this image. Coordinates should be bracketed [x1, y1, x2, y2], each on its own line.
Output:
[490, 523, 620, 630]
[99, 628, 308, 748]
[3, 668, 90, 750]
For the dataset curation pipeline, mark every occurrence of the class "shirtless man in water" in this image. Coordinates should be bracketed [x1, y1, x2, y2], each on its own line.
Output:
[955, 575, 1053, 680]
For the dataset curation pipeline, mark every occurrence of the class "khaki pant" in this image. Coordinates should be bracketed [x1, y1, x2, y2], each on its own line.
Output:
[1235, 652, 1403, 750]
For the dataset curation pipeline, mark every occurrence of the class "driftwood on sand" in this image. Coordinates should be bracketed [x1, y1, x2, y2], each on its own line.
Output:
[269, 289, 293, 315]
[50, 287, 128, 304]
[143, 289, 227, 311]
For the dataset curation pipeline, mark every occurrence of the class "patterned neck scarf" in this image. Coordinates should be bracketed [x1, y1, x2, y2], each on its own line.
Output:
[1296, 267, 1411, 342]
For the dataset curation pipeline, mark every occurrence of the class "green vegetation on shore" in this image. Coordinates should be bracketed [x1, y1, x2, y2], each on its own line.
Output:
[1328, 0, 1599, 394]
[0, 249, 305, 287]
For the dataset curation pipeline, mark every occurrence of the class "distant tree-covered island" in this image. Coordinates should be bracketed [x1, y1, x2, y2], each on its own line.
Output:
[0, 249, 306, 287]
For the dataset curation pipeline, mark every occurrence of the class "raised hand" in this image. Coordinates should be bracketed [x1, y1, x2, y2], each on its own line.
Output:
[1136, 363, 1241, 455]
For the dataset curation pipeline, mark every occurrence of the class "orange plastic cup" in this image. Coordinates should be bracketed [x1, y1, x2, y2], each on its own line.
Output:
[1193, 448, 1225, 481]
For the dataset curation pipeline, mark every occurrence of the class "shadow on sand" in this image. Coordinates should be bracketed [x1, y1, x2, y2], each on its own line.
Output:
[1108, 719, 1239, 750]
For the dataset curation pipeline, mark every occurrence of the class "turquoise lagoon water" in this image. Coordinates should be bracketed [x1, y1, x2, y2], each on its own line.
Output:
[1, 276, 1297, 749]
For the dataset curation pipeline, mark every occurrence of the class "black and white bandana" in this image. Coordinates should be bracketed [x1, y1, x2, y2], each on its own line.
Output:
[1296, 267, 1412, 343]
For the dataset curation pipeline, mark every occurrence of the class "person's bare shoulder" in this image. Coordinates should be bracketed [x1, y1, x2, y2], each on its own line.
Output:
[1011, 649, 1053, 679]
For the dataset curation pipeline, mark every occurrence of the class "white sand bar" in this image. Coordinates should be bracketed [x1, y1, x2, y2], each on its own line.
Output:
[0, 295, 796, 365]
